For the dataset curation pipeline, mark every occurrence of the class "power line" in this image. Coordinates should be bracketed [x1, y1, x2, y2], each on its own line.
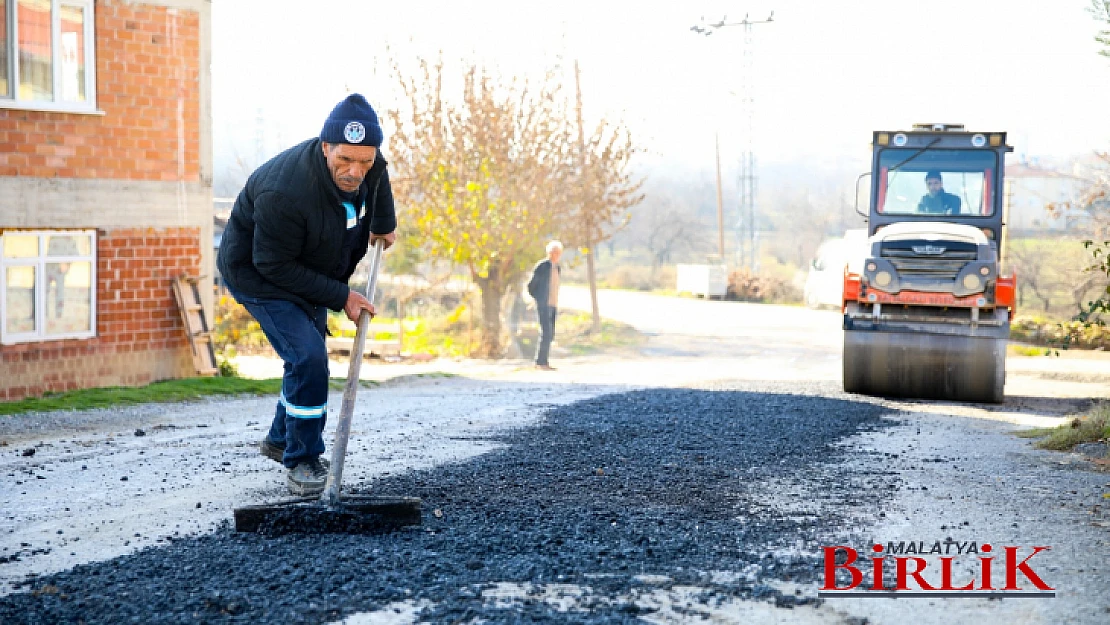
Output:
[690, 11, 774, 36]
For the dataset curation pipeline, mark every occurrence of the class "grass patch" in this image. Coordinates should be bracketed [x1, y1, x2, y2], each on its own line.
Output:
[0, 377, 284, 416]
[1015, 403, 1110, 451]
[326, 378, 383, 391]
[556, 312, 646, 356]
[0, 376, 389, 416]
[1008, 343, 1054, 357]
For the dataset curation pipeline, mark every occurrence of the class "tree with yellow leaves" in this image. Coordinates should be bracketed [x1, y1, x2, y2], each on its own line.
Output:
[387, 58, 575, 357]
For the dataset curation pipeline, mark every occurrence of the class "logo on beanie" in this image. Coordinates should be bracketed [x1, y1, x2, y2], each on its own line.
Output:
[343, 121, 366, 144]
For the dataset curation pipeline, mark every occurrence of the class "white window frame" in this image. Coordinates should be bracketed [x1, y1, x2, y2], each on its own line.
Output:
[0, 229, 97, 344]
[1, 0, 98, 114]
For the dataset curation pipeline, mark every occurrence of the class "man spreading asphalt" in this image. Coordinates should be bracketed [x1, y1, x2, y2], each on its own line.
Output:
[217, 94, 397, 495]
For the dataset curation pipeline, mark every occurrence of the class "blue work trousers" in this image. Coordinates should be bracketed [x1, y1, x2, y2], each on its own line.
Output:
[228, 288, 329, 468]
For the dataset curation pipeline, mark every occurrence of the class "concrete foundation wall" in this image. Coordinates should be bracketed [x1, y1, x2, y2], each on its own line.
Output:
[0, 178, 214, 318]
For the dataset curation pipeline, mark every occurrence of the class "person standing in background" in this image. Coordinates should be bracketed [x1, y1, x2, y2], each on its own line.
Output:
[527, 240, 563, 371]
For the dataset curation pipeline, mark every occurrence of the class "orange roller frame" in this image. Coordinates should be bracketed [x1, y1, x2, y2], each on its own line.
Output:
[842, 269, 861, 311]
[996, 273, 1016, 311]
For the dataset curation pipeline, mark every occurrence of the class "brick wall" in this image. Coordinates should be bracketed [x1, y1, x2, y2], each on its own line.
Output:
[0, 1, 202, 181]
[0, 0, 210, 402]
[0, 227, 200, 400]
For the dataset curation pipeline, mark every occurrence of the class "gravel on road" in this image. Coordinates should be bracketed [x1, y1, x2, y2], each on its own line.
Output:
[0, 382, 897, 624]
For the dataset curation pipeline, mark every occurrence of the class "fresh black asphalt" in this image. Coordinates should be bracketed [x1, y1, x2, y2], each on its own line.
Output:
[0, 384, 897, 624]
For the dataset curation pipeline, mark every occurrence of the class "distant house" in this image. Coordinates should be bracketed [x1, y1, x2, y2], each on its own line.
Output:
[1004, 162, 1089, 233]
[0, 0, 212, 401]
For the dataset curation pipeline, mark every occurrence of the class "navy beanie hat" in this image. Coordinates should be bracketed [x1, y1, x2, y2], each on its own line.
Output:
[320, 94, 383, 147]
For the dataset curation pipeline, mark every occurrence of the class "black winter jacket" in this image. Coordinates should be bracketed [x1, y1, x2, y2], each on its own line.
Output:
[217, 139, 396, 316]
[527, 259, 559, 307]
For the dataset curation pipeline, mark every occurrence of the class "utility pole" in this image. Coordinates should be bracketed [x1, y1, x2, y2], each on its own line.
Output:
[715, 133, 725, 259]
[575, 60, 602, 333]
[691, 11, 774, 273]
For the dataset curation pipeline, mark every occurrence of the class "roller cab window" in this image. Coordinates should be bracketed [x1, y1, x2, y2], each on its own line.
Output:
[875, 149, 998, 217]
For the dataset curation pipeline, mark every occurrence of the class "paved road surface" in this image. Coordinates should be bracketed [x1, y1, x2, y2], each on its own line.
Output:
[1, 287, 1107, 623]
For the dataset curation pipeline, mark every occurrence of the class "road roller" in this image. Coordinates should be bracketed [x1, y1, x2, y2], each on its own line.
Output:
[842, 124, 1016, 403]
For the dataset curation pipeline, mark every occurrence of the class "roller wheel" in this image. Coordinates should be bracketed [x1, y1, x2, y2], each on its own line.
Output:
[843, 328, 1005, 403]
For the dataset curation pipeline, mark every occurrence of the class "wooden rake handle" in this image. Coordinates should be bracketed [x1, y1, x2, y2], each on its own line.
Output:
[322, 238, 386, 506]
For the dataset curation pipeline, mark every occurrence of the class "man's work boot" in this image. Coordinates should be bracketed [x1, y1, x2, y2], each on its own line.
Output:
[287, 458, 328, 496]
[259, 437, 284, 464]
[260, 437, 328, 469]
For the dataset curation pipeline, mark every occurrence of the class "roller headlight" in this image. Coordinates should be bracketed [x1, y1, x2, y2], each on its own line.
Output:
[874, 271, 892, 287]
[962, 274, 982, 290]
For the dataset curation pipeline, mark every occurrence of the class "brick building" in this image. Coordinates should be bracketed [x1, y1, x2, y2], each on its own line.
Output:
[0, 0, 212, 400]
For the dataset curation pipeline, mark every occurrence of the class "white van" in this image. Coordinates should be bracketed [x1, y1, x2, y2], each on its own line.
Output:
[803, 229, 868, 309]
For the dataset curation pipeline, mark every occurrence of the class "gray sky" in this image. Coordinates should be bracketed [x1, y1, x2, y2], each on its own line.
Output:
[212, 0, 1110, 180]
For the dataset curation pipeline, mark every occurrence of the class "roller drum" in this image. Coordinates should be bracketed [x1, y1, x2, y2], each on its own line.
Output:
[843, 329, 1005, 403]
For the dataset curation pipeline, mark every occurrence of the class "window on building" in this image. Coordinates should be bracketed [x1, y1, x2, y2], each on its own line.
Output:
[1, 230, 97, 344]
[0, 0, 95, 111]
[0, 1, 8, 98]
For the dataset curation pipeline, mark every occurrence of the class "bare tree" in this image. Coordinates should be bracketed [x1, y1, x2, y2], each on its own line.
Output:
[1008, 243, 1055, 313]
[635, 193, 711, 272]
[565, 61, 644, 332]
[1053, 4, 1110, 328]
[1008, 239, 1108, 315]
[213, 144, 262, 199]
[764, 187, 839, 268]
